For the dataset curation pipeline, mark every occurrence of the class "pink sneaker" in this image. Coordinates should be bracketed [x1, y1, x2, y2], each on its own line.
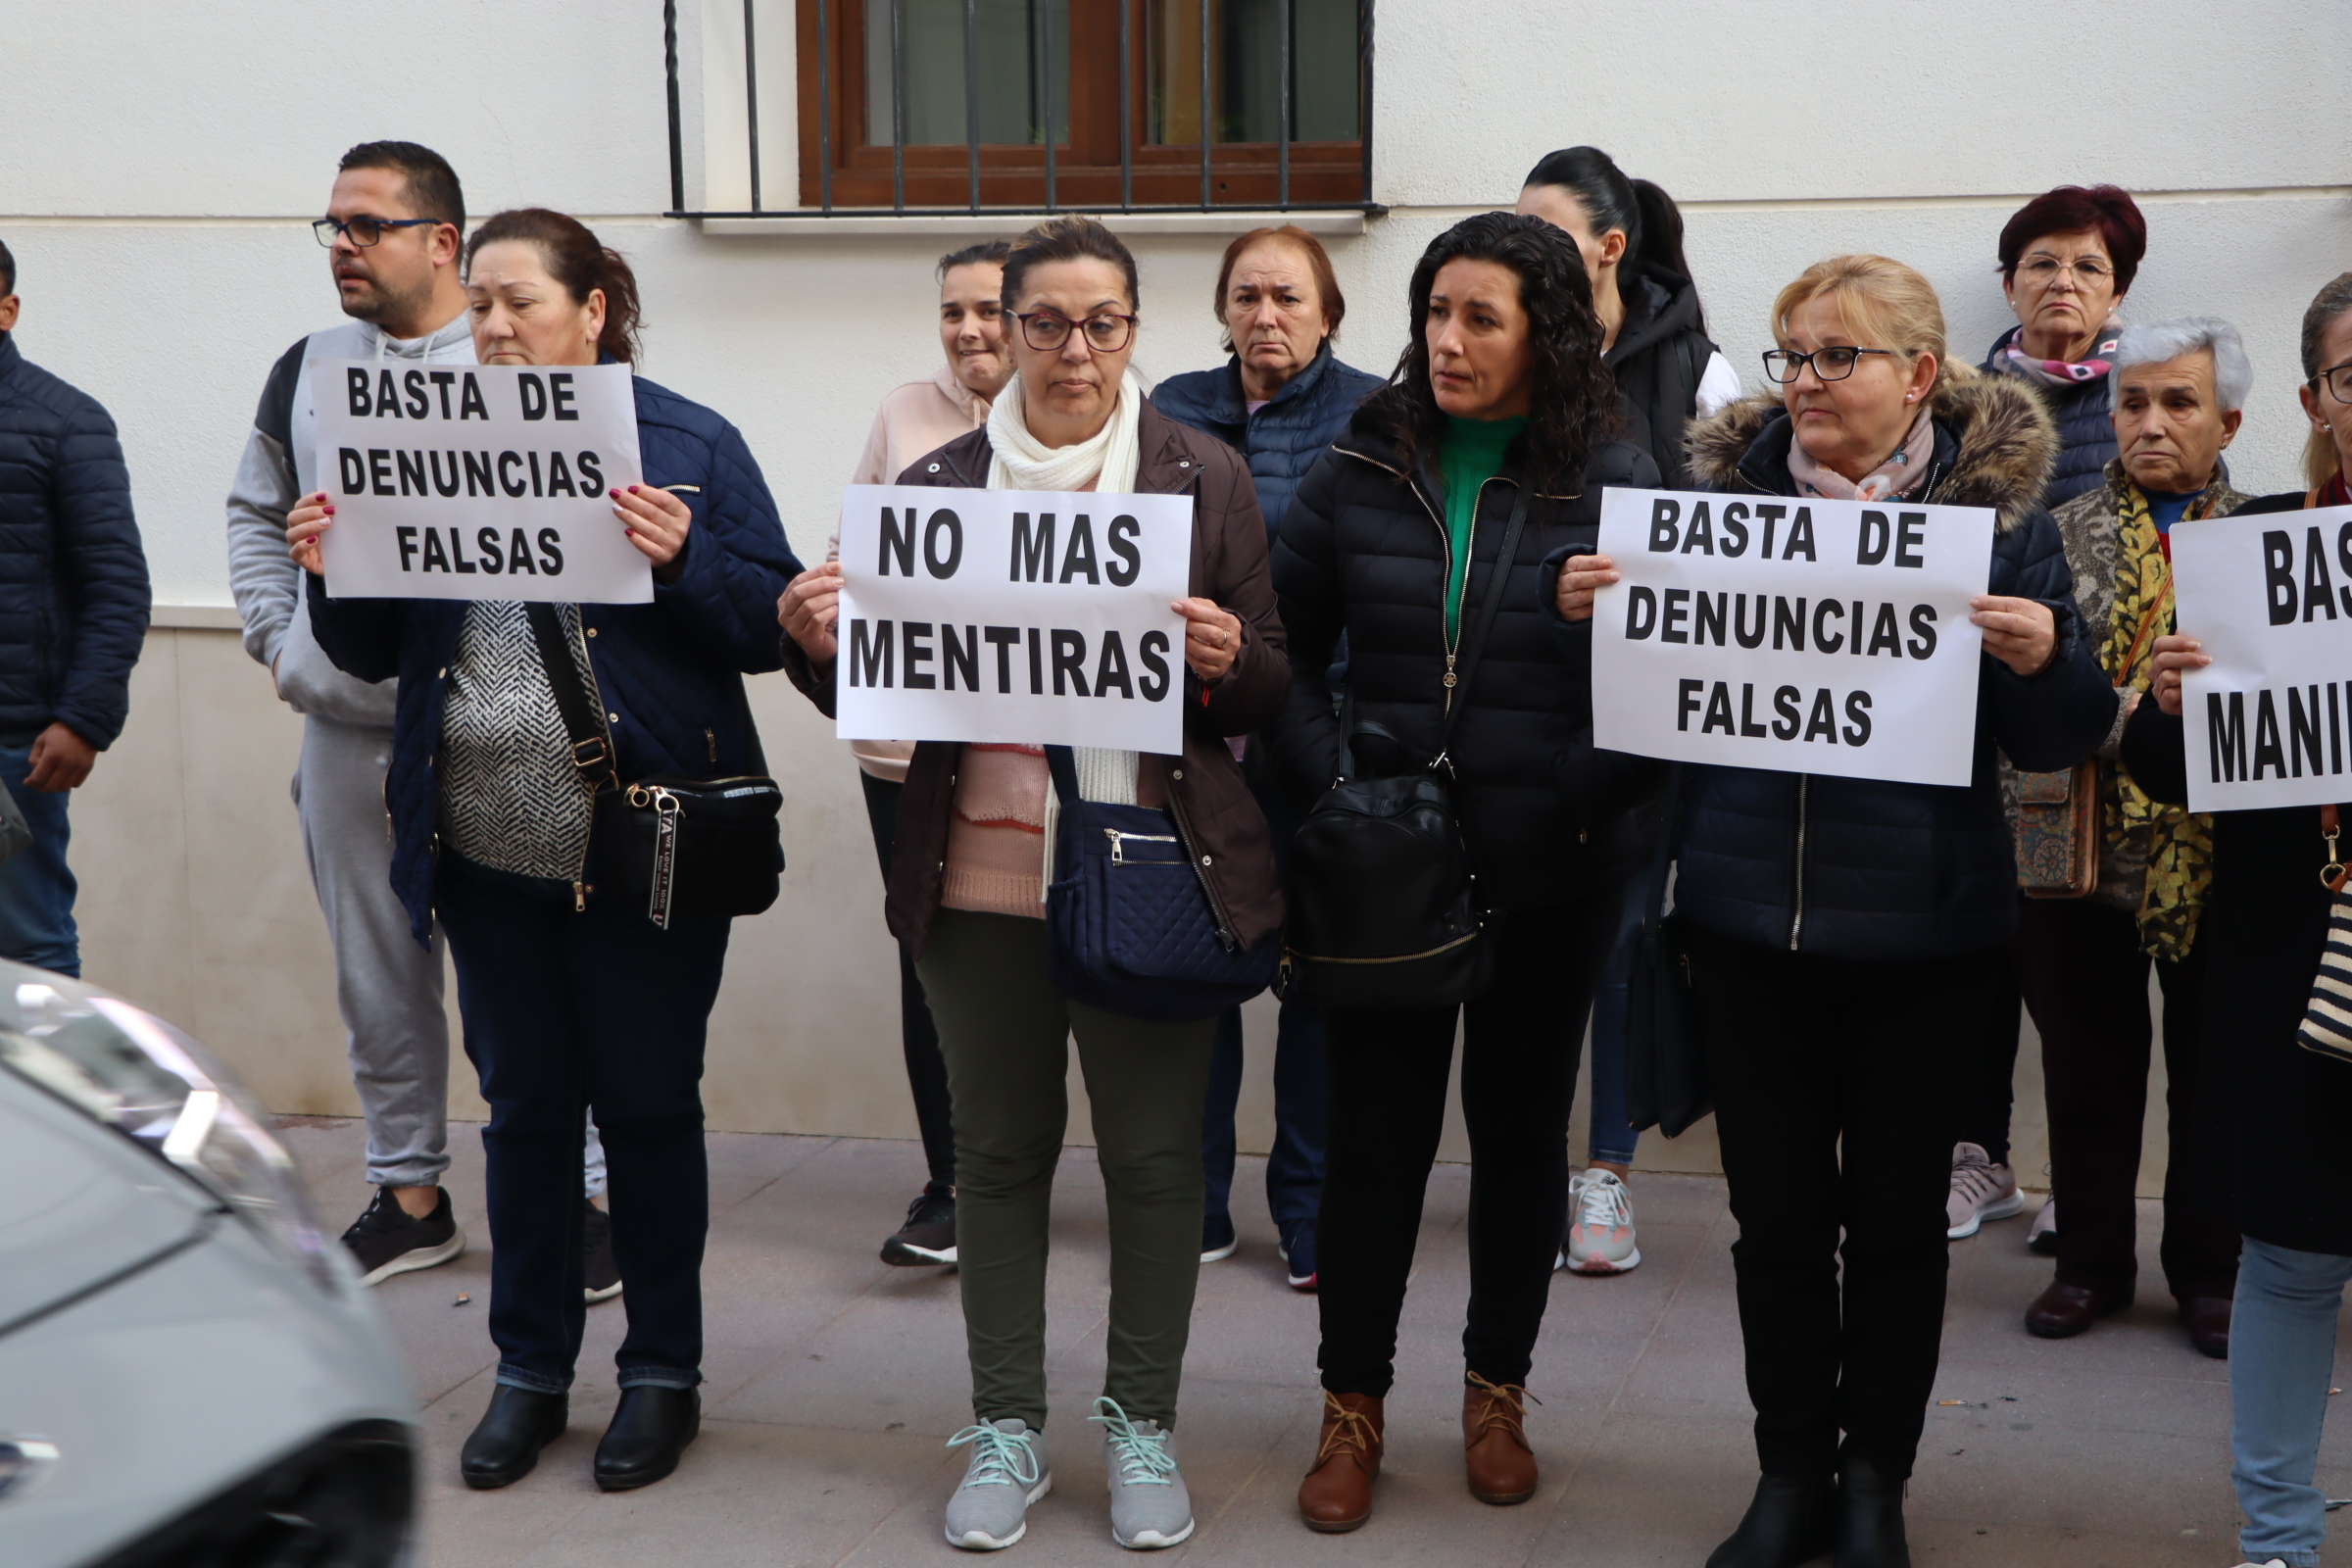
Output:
[1945, 1143, 2024, 1240]
[1563, 1169, 1641, 1274]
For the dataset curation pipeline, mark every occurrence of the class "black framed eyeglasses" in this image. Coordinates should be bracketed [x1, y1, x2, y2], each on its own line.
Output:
[1014, 311, 1137, 353]
[1762, 346, 1899, 385]
[2315, 363, 2352, 405]
[313, 215, 438, 249]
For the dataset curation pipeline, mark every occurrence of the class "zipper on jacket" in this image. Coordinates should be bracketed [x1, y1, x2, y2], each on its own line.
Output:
[1788, 776, 1809, 951]
[1329, 443, 1487, 720]
[569, 612, 617, 909]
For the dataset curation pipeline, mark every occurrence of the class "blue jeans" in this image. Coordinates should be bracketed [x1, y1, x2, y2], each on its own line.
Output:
[2232, 1237, 2352, 1567]
[0, 743, 78, 977]
[1201, 771, 1328, 1232]
[436, 855, 729, 1394]
[1582, 877, 1645, 1167]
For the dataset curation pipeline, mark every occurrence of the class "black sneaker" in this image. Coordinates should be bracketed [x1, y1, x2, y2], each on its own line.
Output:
[340, 1185, 465, 1286]
[1200, 1211, 1238, 1263]
[583, 1200, 622, 1303]
[880, 1191, 956, 1265]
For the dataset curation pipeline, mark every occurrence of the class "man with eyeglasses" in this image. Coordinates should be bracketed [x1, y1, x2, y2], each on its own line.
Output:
[223, 140, 482, 1287]
[0, 234, 152, 979]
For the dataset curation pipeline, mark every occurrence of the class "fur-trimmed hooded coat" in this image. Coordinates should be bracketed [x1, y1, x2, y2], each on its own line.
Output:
[1669, 372, 2119, 961]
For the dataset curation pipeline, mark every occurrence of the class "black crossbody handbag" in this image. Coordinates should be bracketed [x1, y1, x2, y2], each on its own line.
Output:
[525, 604, 784, 928]
[1279, 489, 1528, 1010]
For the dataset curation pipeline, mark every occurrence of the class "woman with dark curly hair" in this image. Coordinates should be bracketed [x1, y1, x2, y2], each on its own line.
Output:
[1271, 211, 1660, 1534]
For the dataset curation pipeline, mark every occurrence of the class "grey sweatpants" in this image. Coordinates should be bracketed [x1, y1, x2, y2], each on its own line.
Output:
[293, 716, 451, 1189]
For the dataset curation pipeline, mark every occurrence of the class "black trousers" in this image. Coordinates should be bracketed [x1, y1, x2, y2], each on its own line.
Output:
[2012, 897, 2237, 1302]
[1316, 895, 1618, 1396]
[859, 770, 956, 1192]
[1687, 923, 1996, 1480]
[437, 855, 731, 1393]
[1956, 954, 2021, 1165]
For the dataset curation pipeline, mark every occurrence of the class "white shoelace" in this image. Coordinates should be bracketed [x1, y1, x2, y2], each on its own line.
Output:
[946, 1422, 1041, 1489]
[1574, 1172, 1632, 1233]
[1089, 1396, 1177, 1487]
[1949, 1152, 2006, 1206]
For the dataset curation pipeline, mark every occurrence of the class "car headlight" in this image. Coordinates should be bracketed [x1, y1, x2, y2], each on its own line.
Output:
[0, 976, 341, 1295]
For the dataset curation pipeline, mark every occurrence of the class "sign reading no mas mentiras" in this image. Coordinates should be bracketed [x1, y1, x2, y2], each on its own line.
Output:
[834, 484, 1193, 754]
[2174, 505, 2352, 811]
[1590, 488, 1994, 788]
[313, 360, 650, 604]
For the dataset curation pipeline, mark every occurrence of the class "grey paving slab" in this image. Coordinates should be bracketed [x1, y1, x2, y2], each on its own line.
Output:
[270, 1115, 2352, 1566]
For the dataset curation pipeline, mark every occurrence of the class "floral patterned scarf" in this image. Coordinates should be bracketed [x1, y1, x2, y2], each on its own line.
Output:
[2106, 477, 2216, 959]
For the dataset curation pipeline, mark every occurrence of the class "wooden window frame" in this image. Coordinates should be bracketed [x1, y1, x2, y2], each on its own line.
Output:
[793, 0, 1369, 212]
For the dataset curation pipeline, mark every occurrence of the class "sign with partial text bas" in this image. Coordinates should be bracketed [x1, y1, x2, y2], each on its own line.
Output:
[2175, 505, 2352, 811]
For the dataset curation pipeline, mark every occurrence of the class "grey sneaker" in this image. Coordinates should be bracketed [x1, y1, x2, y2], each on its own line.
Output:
[944, 1418, 1051, 1550]
[1091, 1396, 1194, 1549]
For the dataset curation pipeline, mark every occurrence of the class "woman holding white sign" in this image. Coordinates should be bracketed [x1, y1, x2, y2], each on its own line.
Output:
[1559, 254, 2115, 1568]
[290, 209, 803, 1495]
[2126, 271, 2352, 1568]
[781, 216, 1287, 1553]
[1270, 211, 1662, 1533]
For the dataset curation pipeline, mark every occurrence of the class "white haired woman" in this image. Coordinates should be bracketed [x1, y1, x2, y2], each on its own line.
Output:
[2012, 318, 2256, 1358]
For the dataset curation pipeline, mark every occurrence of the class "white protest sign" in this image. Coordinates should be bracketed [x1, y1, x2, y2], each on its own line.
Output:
[1591, 488, 1993, 787]
[835, 484, 1191, 753]
[313, 360, 650, 603]
[2174, 505, 2352, 811]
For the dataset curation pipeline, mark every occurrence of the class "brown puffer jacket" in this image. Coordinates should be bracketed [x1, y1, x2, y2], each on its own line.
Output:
[783, 397, 1291, 957]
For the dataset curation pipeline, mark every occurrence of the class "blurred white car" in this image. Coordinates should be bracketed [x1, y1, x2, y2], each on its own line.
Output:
[0, 963, 416, 1567]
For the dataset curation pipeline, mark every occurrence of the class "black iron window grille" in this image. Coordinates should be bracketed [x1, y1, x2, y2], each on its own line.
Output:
[662, 0, 1375, 217]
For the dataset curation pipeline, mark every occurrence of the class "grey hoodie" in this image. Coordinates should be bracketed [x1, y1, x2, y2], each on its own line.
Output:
[224, 314, 476, 727]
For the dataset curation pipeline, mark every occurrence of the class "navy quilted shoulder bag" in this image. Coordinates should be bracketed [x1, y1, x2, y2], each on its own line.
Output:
[1043, 746, 1279, 1022]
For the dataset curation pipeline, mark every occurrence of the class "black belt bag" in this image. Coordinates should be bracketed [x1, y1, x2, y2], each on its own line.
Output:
[527, 604, 784, 927]
[1279, 489, 1527, 1010]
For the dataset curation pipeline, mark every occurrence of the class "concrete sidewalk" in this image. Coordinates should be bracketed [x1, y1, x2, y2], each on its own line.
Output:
[276, 1117, 2345, 1568]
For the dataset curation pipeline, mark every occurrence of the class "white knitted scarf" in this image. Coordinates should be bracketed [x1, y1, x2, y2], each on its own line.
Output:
[984, 369, 1147, 813]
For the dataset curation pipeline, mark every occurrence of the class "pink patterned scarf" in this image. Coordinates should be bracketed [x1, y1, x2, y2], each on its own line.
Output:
[1786, 404, 1936, 503]
[1993, 320, 2121, 389]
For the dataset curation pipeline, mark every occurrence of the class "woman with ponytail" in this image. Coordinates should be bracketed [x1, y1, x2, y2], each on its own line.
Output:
[1517, 145, 1740, 488]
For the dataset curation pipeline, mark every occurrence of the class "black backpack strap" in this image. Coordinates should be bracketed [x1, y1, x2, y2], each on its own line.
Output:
[1043, 743, 1081, 805]
[1433, 484, 1531, 767]
[524, 602, 619, 793]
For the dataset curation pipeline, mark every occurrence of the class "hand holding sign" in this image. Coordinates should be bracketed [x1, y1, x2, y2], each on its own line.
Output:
[1555, 554, 1619, 621]
[1173, 597, 1244, 681]
[780, 561, 845, 663]
[2150, 633, 2208, 717]
[612, 483, 692, 577]
[1969, 594, 2057, 676]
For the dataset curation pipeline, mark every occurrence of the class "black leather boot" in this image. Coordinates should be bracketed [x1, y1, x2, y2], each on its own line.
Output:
[460, 1386, 568, 1490]
[593, 1386, 700, 1491]
[1705, 1474, 1834, 1568]
[1833, 1454, 1910, 1568]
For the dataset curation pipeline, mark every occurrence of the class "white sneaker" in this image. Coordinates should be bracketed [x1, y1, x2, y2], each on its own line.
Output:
[2230, 1560, 2290, 1566]
[1945, 1142, 2025, 1239]
[1563, 1169, 1642, 1274]
[2028, 1196, 2059, 1255]
[944, 1419, 1052, 1550]
[1091, 1396, 1194, 1549]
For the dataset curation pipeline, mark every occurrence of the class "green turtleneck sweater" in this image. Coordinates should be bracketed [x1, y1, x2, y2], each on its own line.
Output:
[1438, 414, 1527, 640]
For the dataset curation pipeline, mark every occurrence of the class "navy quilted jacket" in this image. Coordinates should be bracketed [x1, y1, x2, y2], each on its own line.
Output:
[306, 370, 804, 941]
[0, 333, 151, 747]
[1981, 330, 2117, 509]
[1669, 378, 2117, 961]
[1151, 343, 1383, 539]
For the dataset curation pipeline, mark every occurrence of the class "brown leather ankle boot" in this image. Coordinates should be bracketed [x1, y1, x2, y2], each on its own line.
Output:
[1462, 1374, 1538, 1504]
[1298, 1390, 1384, 1532]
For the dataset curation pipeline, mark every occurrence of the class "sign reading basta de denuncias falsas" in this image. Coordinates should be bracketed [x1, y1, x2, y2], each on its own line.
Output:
[2174, 504, 2352, 811]
[834, 484, 1193, 754]
[314, 359, 651, 603]
[1590, 488, 1993, 787]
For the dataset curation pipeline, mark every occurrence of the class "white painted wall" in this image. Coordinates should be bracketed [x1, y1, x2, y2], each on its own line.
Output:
[4, 1, 2346, 1187]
